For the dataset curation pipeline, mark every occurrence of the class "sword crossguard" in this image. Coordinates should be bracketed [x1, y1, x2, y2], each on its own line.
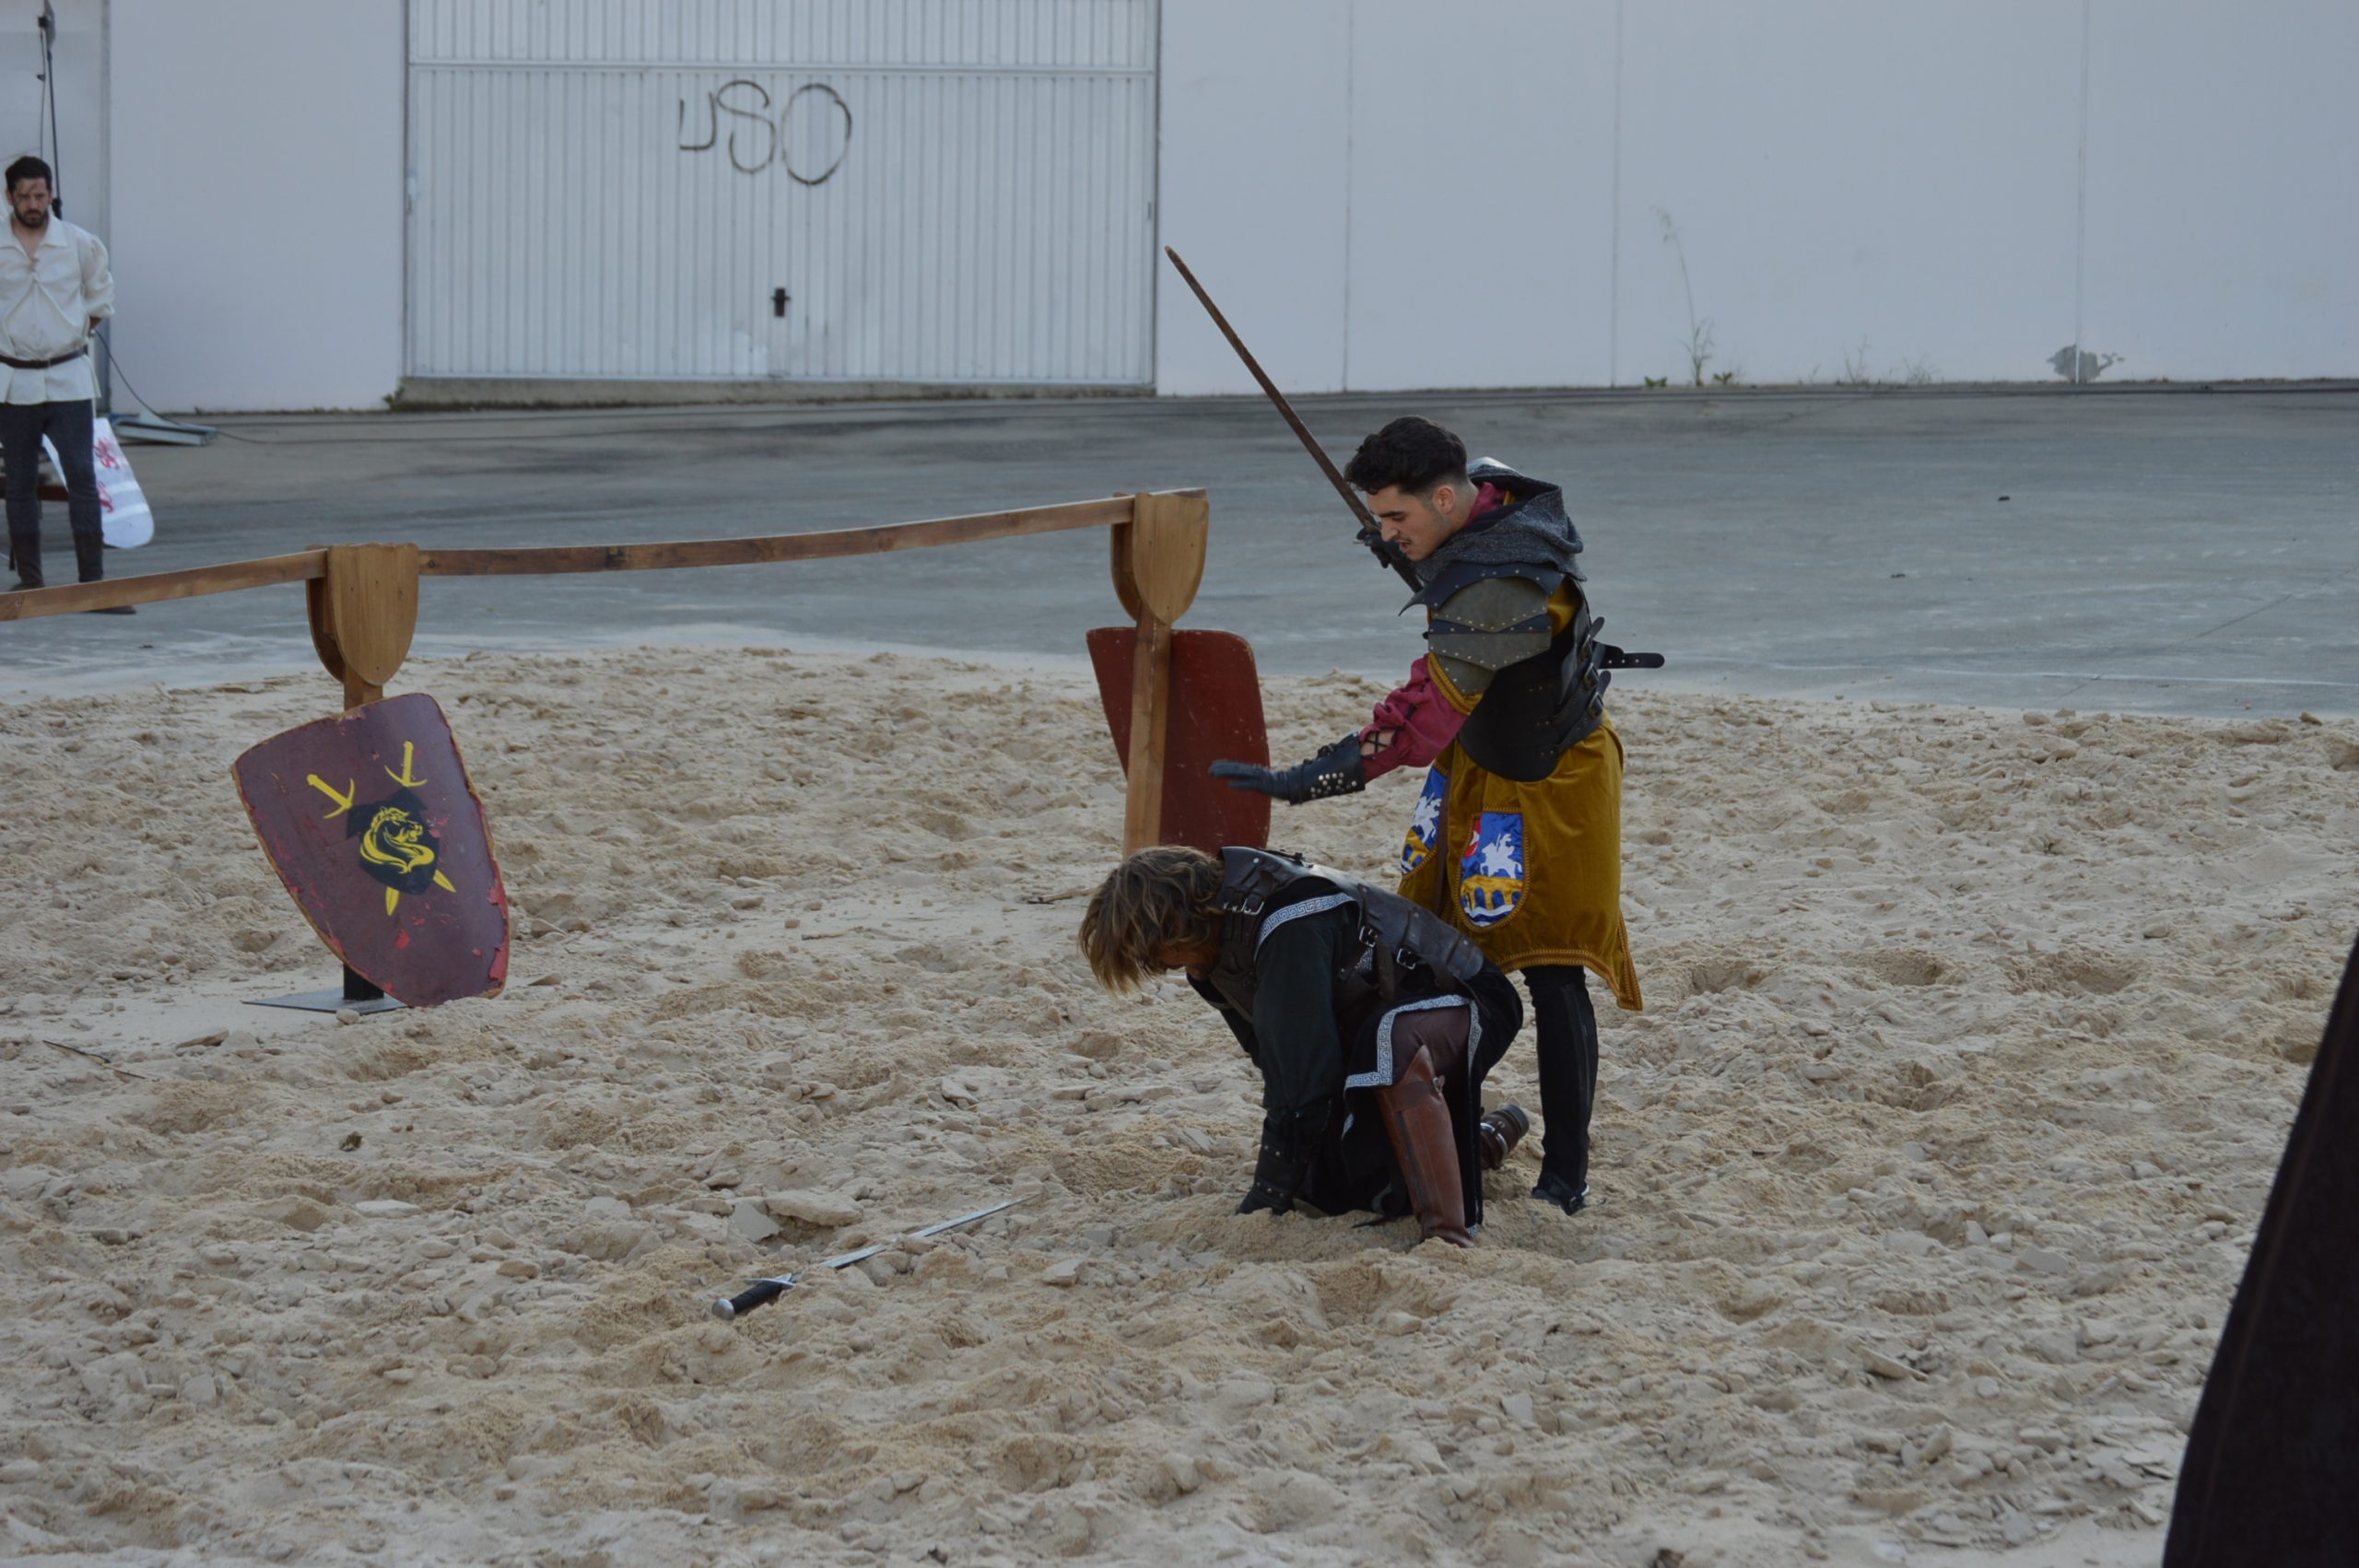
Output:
[306, 774, 357, 818]
[1358, 528, 1417, 582]
[382, 740, 428, 789]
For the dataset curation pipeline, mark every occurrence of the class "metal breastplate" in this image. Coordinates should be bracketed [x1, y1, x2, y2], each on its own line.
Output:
[1454, 598, 1609, 782]
[1416, 556, 1612, 783]
[1215, 848, 1485, 1012]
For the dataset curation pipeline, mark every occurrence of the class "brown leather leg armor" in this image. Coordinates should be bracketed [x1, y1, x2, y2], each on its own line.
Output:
[1377, 1008, 1475, 1247]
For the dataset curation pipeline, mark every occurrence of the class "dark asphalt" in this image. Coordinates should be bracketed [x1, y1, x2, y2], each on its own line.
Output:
[4, 386, 2353, 716]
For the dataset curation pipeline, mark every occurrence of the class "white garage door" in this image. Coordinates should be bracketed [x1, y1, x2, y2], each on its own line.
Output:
[405, 0, 1157, 385]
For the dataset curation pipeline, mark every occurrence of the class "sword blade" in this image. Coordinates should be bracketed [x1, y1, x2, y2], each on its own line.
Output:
[1162, 246, 1422, 592]
[910, 1195, 1029, 1240]
[710, 1194, 1031, 1320]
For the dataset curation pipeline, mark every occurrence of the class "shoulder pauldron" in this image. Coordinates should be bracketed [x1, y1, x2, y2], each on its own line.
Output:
[1427, 572, 1559, 698]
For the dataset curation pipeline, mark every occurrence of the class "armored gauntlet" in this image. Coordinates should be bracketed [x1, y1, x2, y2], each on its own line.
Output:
[1211, 733, 1367, 805]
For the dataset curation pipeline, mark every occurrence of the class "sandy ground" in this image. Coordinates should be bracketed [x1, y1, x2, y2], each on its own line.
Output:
[2, 647, 2355, 1567]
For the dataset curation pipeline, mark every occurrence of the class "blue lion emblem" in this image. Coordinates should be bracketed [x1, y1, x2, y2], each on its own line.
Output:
[1458, 812, 1527, 928]
[1400, 767, 1448, 876]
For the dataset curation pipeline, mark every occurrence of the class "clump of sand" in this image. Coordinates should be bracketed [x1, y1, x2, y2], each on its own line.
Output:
[1, 648, 2353, 1565]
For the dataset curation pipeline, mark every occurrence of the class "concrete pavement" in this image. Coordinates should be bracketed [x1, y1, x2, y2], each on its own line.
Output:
[2, 385, 2352, 716]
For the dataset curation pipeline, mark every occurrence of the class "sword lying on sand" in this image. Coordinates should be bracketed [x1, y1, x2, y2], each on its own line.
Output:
[1162, 245, 1424, 595]
[710, 1194, 1030, 1321]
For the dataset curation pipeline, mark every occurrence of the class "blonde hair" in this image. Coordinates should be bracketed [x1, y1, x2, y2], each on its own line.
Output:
[1077, 846, 1223, 992]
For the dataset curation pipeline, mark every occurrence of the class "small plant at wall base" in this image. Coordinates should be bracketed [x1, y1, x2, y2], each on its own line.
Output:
[1654, 208, 1717, 386]
[1837, 336, 1875, 387]
[1830, 339, 1939, 387]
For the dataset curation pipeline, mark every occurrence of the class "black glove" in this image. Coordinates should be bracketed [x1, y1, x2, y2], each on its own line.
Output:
[1211, 733, 1367, 805]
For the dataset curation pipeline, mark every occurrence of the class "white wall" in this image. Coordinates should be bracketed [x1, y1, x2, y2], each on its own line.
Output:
[107, 0, 403, 412]
[1344, 0, 1618, 392]
[1155, 0, 1353, 395]
[1615, 1, 2083, 389]
[0, 1, 105, 216]
[34, 1, 2359, 408]
[2082, 0, 2359, 381]
[0, 0, 109, 392]
[1157, 0, 2359, 393]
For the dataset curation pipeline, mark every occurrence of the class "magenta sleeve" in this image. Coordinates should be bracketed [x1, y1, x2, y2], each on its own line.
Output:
[1357, 656, 1468, 781]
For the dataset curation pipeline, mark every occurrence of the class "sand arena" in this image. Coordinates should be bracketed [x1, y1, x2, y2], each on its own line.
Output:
[2, 648, 2354, 1564]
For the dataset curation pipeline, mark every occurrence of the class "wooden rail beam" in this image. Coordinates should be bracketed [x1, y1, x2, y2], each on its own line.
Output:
[0, 488, 1223, 895]
[0, 497, 1181, 625]
[0, 550, 326, 622]
[416, 495, 1162, 577]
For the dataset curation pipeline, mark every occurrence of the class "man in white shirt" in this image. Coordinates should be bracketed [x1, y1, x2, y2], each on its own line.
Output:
[1, 155, 123, 607]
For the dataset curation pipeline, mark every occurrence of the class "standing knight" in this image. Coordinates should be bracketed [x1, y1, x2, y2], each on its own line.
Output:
[1215, 416, 1651, 1215]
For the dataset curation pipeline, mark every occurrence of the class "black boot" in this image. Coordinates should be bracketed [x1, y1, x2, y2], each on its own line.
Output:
[1238, 1104, 1328, 1215]
[1525, 965, 1601, 1202]
[72, 523, 104, 587]
[65, 524, 133, 612]
[8, 532, 39, 591]
[1532, 1169, 1590, 1215]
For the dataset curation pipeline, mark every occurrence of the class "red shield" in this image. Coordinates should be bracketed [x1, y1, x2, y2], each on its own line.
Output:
[1086, 627, 1271, 854]
[232, 693, 509, 1007]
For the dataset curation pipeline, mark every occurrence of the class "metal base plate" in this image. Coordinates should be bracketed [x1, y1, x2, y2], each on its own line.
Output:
[112, 414, 217, 447]
[248, 989, 405, 1016]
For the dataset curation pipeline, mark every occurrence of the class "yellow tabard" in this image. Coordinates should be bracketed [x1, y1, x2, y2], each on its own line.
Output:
[1392, 584, 1643, 1010]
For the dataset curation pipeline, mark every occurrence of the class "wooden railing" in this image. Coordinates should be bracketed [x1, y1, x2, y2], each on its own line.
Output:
[0, 490, 1210, 851]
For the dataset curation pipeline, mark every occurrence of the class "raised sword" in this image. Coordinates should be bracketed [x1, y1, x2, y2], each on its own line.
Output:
[1163, 246, 1423, 593]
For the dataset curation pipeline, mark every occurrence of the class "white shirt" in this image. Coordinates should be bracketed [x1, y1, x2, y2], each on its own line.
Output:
[0, 216, 112, 404]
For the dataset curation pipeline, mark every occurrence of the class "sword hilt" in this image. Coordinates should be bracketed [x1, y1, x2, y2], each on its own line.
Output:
[1358, 527, 1423, 591]
[710, 1278, 792, 1321]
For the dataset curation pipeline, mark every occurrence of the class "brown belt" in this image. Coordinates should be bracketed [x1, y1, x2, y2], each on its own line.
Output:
[0, 346, 86, 370]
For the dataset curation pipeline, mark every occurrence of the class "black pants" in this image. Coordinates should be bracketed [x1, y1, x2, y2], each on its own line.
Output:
[1524, 964, 1600, 1196]
[2, 398, 101, 588]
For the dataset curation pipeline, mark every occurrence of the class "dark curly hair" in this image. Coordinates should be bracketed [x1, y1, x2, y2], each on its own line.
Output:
[1343, 416, 1468, 497]
[6, 155, 53, 193]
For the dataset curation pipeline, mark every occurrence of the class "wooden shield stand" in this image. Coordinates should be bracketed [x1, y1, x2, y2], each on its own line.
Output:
[2, 494, 1248, 1000]
[308, 543, 421, 710]
[1099, 493, 1270, 854]
[255, 543, 428, 1012]
[1087, 628, 1269, 856]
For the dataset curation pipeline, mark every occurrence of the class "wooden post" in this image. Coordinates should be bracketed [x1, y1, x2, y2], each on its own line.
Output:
[306, 544, 421, 712]
[1109, 491, 1210, 853]
[1121, 614, 1173, 853]
[300, 543, 422, 1006]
